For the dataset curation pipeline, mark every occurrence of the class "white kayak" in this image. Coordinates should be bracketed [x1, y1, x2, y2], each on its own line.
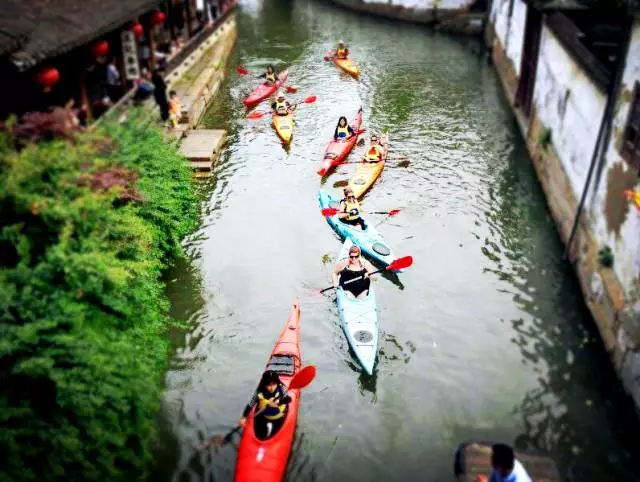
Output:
[335, 238, 379, 375]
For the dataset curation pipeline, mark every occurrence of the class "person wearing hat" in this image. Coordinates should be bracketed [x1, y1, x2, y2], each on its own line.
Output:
[335, 40, 349, 60]
[271, 91, 292, 116]
[240, 370, 292, 440]
[338, 187, 366, 230]
[332, 244, 376, 299]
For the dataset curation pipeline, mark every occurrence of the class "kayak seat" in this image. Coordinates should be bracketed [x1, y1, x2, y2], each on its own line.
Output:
[324, 153, 337, 160]
[265, 354, 295, 376]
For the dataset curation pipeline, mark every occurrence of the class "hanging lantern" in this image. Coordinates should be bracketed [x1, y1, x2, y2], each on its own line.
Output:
[151, 11, 166, 26]
[36, 67, 60, 92]
[132, 22, 144, 38]
[91, 40, 109, 58]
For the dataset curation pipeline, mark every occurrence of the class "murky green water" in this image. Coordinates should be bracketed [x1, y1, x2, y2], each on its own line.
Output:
[154, 1, 640, 480]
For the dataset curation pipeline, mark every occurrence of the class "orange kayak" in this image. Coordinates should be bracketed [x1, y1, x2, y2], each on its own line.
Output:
[234, 302, 302, 482]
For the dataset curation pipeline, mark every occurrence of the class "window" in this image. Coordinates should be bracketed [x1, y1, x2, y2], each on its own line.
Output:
[621, 82, 640, 170]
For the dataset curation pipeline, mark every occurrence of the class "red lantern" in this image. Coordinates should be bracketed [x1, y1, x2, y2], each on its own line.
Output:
[151, 11, 166, 26]
[91, 40, 109, 58]
[36, 67, 60, 92]
[132, 22, 144, 38]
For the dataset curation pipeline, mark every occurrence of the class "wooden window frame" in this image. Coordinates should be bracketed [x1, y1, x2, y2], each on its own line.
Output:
[621, 81, 640, 171]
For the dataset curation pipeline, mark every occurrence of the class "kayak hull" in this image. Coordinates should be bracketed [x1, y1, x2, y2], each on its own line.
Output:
[336, 238, 378, 375]
[273, 112, 294, 144]
[318, 189, 396, 267]
[243, 70, 289, 108]
[348, 134, 389, 199]
[234, 302, 302, 482]
[334, 58, 360, 78]
[318, 109, 363, 176]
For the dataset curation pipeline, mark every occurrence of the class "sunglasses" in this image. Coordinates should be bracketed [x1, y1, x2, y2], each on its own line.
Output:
[349, 254, 359, 258]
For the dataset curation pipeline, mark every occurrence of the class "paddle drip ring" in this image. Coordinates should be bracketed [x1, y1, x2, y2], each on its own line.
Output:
[354, 330, 373, 343]
[372, 243, 391, 256]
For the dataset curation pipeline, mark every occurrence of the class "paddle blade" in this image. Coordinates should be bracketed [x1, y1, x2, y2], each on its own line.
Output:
[304, 95, 317, 104]
[247, 111, 264, 120]
[285, 85, 298, 93]
[388, 209, 401, 217]
[386, 256, 413, 271]
[289, 365, 316, 390]
[321, 207, 339, 217]
[236, 65, 249, 75]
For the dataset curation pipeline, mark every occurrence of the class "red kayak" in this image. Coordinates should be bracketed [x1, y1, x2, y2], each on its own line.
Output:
[243, 70, 289, 108]
[234, 302, 302, 482]
[317, 107, 363, 176]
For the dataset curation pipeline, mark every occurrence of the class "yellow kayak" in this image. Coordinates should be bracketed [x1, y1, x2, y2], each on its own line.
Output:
[348, 134, 389, 199]
[273, 111, 294, 144]
[334, 58, 360, 78]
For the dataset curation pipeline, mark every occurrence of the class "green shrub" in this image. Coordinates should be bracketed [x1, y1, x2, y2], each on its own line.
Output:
[0, 108, 197, 481]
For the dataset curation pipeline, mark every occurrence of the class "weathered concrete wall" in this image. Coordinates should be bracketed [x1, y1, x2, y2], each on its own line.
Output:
[487, 12, 640, 414]
[533, 25, 607, 198]
[490, 0, 526, 78]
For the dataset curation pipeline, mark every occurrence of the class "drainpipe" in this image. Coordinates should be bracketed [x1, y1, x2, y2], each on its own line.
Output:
[564, 10, 634, 260]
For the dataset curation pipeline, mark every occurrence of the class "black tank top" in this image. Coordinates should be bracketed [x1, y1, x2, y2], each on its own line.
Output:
[339, 263, 365, 287]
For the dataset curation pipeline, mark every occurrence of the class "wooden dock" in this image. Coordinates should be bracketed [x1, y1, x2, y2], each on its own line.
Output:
[178, 129, 226, 177]
[454, 442, 560, 482]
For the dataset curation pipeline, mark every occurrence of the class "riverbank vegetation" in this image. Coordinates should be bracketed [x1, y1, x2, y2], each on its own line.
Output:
[0, 107, 197, 481]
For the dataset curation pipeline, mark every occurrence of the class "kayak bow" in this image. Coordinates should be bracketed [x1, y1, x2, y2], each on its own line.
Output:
[273, 111, 294, 144]
[318, 108, 363, 176]
[243, 70, 289, 108]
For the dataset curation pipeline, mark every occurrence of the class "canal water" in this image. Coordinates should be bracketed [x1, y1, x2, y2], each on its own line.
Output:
[155, 0, 640, 480]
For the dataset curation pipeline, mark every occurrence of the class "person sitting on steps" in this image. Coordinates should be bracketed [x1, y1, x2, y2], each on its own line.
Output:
[240, 370, 291, 440]
[333, 244, 375, 299]
[338, 187, 366, 230]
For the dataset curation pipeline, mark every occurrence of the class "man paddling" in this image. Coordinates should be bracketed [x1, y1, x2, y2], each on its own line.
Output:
[334, 40, 349, 59]
[362, 135, 385, 163]
[271, 92, 292, 116]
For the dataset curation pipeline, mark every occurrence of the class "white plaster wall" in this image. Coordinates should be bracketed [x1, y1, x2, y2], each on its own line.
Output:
[490, 0, 526, 77]
[362, 0, 472, 8]
[592, 19, 640, 296]
[533, 25, 607, 198]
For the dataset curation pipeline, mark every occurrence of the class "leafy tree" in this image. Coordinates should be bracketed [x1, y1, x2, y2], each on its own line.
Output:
[0, 108, 197, 481]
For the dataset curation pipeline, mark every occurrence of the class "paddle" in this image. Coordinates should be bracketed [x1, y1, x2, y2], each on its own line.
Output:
[320, 207, 400, 217]
[319, 256, 413, 294]
[201, 365, 317, 449]
[246, 96, 317, 120]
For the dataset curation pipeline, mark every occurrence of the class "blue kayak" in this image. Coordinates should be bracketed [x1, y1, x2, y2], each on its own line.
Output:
[318, 189, 397, 267]
[336, 238, 378, 375]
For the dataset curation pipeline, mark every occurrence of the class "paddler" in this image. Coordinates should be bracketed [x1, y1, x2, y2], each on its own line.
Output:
[334, 40, 349, 60]
[334, 116, 356, 141]
[332, 244, 376, 299]
[362, 135, 385, 162]
[478, 444, 532, 482]
[338, 187, 366, 230]
[271, 91, 292, 116]
[259, 64, 279, 85]
[240, 370, 291, 440]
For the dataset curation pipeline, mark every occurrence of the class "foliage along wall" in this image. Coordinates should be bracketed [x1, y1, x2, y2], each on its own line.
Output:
[0, 107, 198, 481]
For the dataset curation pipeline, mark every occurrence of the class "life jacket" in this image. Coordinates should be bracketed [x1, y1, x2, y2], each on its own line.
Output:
[257, 392, 287, 420]
[336, 47, 347, 59]
[265, 72, 277, 83]
[275, 99, 288, 115]
[343, 198, 361, 220]
[336, 125, 350, 139]
[365, 144, 383, 161]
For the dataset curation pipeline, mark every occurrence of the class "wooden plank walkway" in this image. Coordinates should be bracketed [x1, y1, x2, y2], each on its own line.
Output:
[178, 129, 226, 177]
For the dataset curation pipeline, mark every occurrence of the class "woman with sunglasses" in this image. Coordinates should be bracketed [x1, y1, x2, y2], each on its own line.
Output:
[338, 187, 366, 230]
[332, 244, 375, 299]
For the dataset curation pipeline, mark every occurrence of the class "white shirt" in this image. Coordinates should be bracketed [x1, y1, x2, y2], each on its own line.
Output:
[489, 460, 532, 482]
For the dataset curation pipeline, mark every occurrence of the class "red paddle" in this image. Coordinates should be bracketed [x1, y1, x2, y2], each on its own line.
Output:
[319, 255, 413, 293]
[236, 65, 250, 75]
[247, 96, 317, 120]
[201, 365, 317, 449]
[285, 85, 298, 93]
[321, 207, 400, 217]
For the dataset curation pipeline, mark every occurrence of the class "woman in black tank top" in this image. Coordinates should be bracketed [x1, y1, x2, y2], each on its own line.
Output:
[332, 245, 375, 298]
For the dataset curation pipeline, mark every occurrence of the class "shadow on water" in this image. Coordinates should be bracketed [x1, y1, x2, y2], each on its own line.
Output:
[478, 127, 640, 480]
